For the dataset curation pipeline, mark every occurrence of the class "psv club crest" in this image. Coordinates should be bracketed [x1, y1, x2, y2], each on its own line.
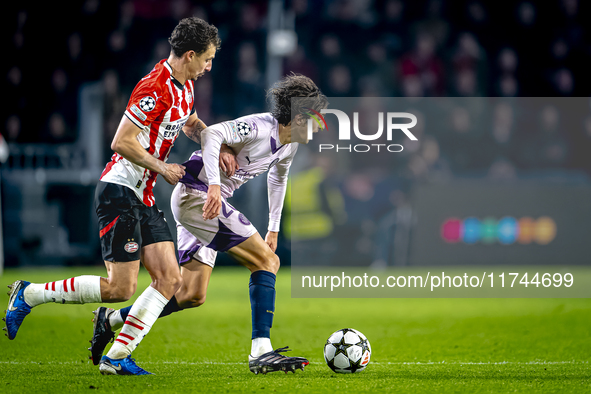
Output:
[124, 242, 139, 253]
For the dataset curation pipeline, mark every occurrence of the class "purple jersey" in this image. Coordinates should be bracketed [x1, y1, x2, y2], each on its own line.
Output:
[180, 113, 297, 232]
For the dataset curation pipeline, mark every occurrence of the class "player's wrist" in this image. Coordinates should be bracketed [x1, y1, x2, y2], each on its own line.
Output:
[160, 161, 174, 175]
[208, 184, 221, 198]
[220, 144, 234, 154]
[131, 150, 163, 175]
[268, 218, 281, 232]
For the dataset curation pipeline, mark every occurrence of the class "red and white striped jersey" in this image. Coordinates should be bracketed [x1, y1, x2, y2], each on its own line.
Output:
[100, 59, 195, 206]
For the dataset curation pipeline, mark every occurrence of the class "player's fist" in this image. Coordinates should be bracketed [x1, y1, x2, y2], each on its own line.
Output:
[203, 184, 222, 220]
[162, 163, 186, 185]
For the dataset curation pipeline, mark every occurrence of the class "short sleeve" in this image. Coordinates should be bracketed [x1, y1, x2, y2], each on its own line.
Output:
[124, 81, 169, 128]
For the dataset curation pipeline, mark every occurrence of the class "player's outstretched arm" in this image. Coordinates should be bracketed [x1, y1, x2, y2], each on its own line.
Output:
[266, 152, 296, 238]
[183, 113, 238, 177]
[203, 184, 222, 220]
[201, 127, 224, 185]
[112, 115, 185, 184]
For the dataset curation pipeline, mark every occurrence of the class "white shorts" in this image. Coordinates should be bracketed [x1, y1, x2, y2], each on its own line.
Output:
[171, 183, 257, 267]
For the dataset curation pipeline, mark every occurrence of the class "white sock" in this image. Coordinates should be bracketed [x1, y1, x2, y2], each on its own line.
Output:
[23, 276, 102, 307]
[251, 337, 273, 357]
[109, 309, 125, 331]
[106, 286, 168, 360]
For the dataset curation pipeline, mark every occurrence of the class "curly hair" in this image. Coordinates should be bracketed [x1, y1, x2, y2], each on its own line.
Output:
[169, 17, 221, 57]
[266, 73, 328, 126]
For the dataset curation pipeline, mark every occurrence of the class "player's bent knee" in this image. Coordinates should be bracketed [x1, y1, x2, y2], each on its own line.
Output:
[189, 294, 206, 308]
[117, 282, 137, 301]
[152, 273, 183, 296]
[168, 272, 183, 289]
[120, 288, 136, 302]
[271, 254, 280, 273]
[256, 253, 280, 274]
[110, 285, 137, 302]
[178, 292, 206, 309]
[173, 273, 183, 292]
[104, 277, 137, 302]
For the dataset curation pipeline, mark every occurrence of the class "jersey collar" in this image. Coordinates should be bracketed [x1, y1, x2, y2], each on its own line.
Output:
[271, 117, 287, 152]
[164, 60, 185, 90]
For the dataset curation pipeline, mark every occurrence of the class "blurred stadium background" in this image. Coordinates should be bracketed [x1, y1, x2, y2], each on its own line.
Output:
[2, 0, 591, 271]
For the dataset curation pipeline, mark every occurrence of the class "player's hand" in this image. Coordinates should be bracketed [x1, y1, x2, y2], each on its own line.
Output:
[203, 184, 222, 220]
[162, 163, 186, 185]
[265, 231, 279, 252]
[219, 144, 239, 177]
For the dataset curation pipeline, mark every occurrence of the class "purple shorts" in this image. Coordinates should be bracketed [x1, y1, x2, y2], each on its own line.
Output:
[171, 183, 257, 267]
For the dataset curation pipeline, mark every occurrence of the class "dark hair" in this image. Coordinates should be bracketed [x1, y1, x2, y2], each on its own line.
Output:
[168, 17, 221, 57]
[266, 73, 328, 126]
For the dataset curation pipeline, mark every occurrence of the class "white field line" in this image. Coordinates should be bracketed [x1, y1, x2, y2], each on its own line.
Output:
[378, 361, 589, 365]
[0, 361, 244, 365]
[0, 360, 587, 366]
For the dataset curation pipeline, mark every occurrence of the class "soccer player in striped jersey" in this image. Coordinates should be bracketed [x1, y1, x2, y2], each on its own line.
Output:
[90, 74, 328, 374]
[4, 17, 235, 376]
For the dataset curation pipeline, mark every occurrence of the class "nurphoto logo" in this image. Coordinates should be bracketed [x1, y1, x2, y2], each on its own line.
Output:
[307, 108, 418, 153]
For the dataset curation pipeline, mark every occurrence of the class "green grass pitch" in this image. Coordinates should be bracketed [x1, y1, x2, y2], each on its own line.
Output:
[1, 267, 590, 393]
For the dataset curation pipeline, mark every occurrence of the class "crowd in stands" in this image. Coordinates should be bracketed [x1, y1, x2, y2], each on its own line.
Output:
[3, 0, 591, 266]
[3, 0, 590, 173]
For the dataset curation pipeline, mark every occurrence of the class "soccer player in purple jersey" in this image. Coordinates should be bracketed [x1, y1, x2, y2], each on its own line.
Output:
[90, 74, 328, 374]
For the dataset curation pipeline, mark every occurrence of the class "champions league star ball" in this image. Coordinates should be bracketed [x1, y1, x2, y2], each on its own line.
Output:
[236, 121, 251, 136]
[139, 96, 156, 112]
[324, 328, 371, 373]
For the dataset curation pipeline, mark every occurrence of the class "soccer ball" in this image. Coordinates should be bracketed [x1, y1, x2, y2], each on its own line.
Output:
[324, 328, 371, 373]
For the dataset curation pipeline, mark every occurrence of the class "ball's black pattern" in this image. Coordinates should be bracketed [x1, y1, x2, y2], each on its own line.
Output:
[324, 328, 371, 373]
